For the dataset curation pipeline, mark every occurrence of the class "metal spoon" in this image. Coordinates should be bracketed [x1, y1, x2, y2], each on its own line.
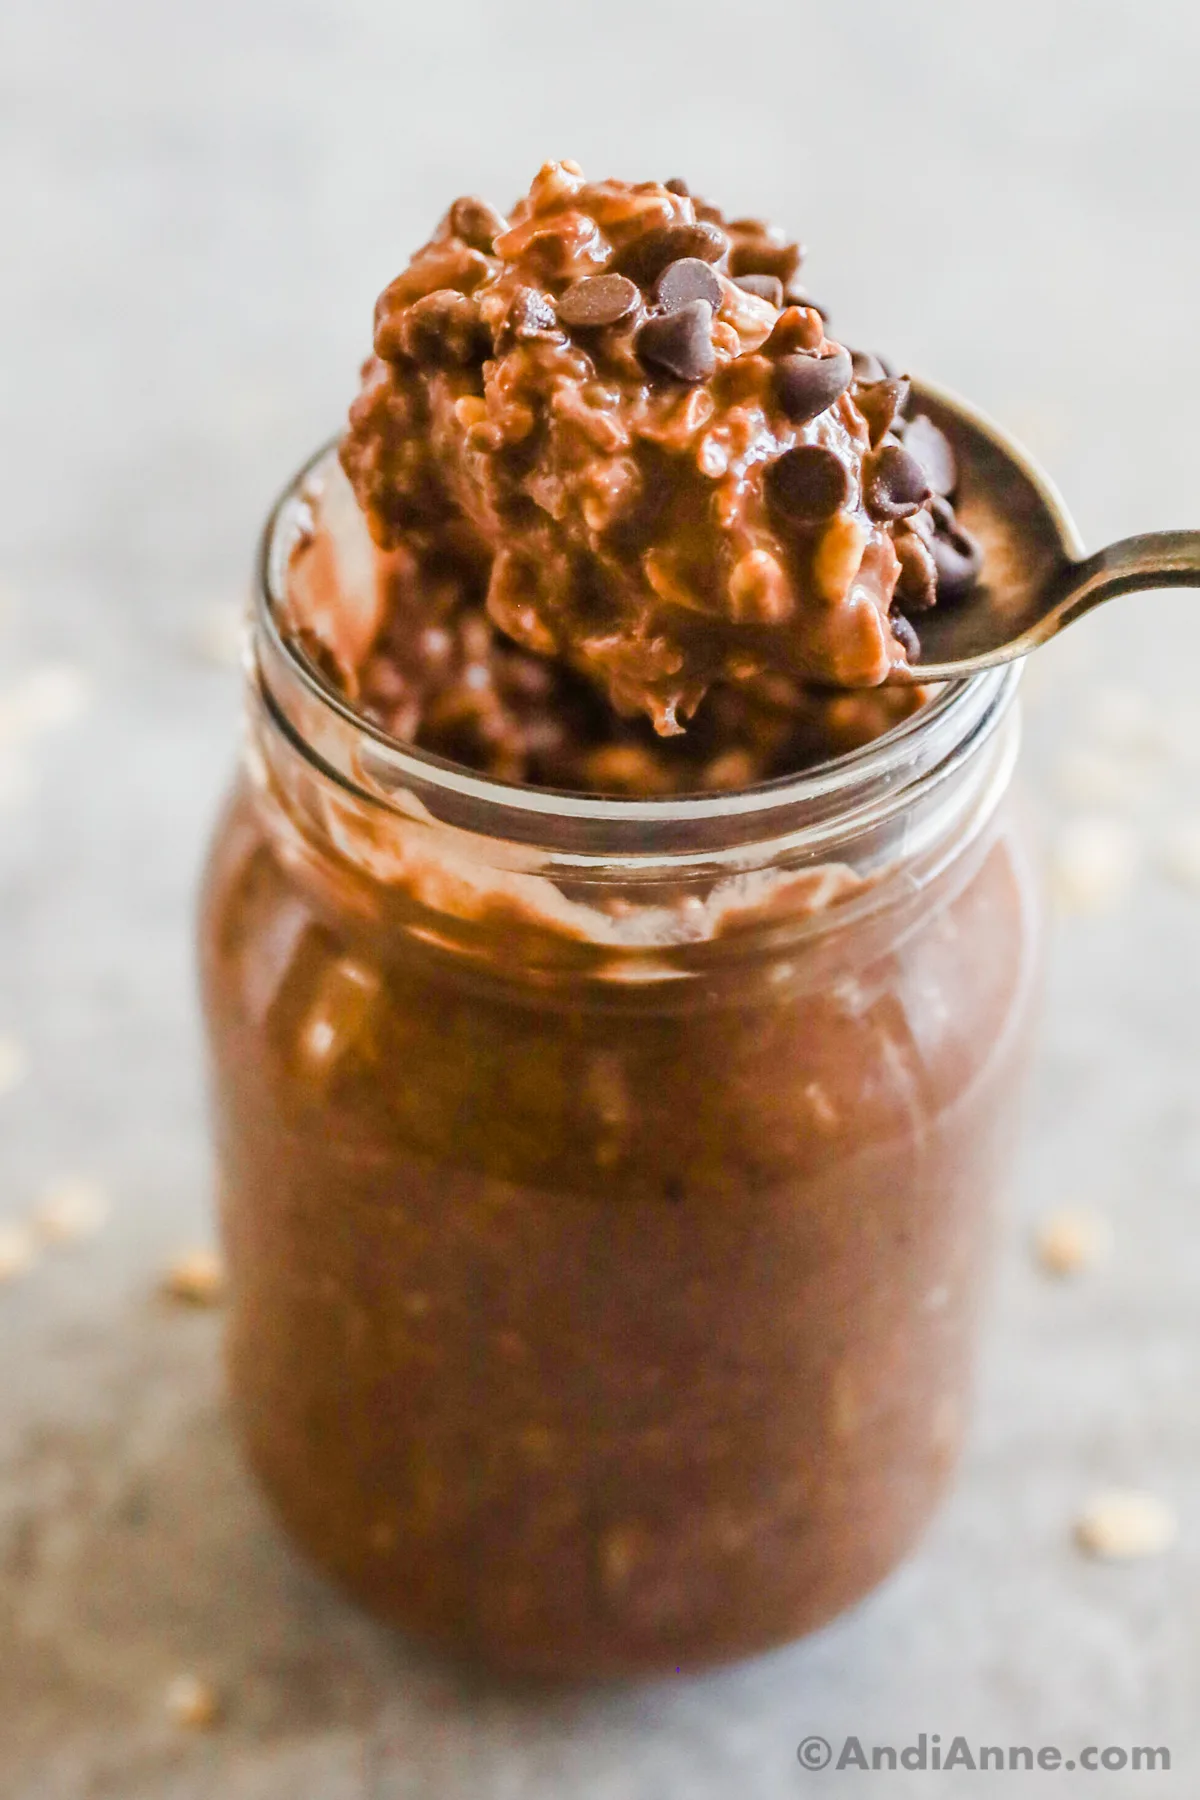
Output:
[889, 380, 1200, 683]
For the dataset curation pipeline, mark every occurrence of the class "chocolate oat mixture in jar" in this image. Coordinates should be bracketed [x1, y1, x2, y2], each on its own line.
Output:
[199, 164, 1039, 1676]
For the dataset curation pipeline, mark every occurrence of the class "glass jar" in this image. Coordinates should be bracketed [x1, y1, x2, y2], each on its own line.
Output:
[198, 447, 1041, 1679]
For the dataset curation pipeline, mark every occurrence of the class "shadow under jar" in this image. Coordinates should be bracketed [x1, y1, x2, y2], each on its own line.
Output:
[198, 450, 1041, 1680]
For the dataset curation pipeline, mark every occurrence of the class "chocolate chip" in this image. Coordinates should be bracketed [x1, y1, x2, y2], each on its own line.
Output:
[734, 272, 784, 306]
[895, 530, 938, 611]
[774, 348, 853, 424]
[664, 178, 690, 196]
[902, 413, 958, 497]
[635, 299, 716, 382]
[728, 237, 803, 284]
[854, 377, 910, 448]
[654, 257, 724, 312]
[766, 445, 851, 523]
[612, 221, 728, 286]
[888, 607, 921, 660]
[557, 274, 640, 329]
[850, 349, 891, 382]
[448, 195, 507, 254]
[864, 444, 932, 521]
[929, 506, 983, 599]
[392, 289, 488, 367]
[496, 285, 559, 349]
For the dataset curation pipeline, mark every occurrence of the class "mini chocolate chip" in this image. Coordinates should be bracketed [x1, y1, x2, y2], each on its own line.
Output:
[902, 413, 958, 497]
[663, 1175, 686, 1203]
[635, 298, 716, 382]
[854, 377, 911, 448]
[929, 513, 983, 599]
[774, 348, 853, 424]
[496, 285, 559, 349]
[612, 221, 728, 286]
[728, 237, 803, 283]
[557, 274, 640, 329]
[664, 178, 691, 196]
[895, 531, 939, 611]
[654, 257, 724, 312]
[850, 348, 891, 381]
[864, 444, 932, 521]
[393, 289, 487, 367]
[766, 445, 851, 523]
[889, 607, 921, 660]
[734, 272, 784, 306]
[448, 195, 507, 254]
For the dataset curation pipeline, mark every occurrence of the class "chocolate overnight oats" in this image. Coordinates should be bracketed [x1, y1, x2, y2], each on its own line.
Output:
[199, 163, 1037, 1676]
[293, 160, 982, 791]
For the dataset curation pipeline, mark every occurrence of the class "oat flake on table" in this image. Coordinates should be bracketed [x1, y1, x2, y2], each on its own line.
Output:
[0, 663, 91, 746]
[1034, 1209, 1113, 1277]
[32, 1177, 110, 1244]
[1074, 1490, 1178, 1561]
[0, 1223, 37, 1283]
[1050, 816, 1139, 916]
[165, 1673, 221, 1729]
[162, 1248, 225, 1306]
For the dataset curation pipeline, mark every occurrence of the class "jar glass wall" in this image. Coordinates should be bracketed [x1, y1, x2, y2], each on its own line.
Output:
[198, 448, 1041, 1678]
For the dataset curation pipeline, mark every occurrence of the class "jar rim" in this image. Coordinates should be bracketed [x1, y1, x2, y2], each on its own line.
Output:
[254, 436, 1023, 862]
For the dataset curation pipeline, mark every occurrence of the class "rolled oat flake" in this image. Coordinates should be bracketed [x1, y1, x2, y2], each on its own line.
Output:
[1074, 1490, 1177, 1560]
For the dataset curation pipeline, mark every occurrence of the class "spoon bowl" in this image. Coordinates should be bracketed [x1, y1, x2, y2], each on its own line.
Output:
[892, 382, 1200, 682]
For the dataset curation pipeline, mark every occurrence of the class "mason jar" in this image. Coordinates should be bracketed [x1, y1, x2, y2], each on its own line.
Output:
[198, 446, 1041, 1679]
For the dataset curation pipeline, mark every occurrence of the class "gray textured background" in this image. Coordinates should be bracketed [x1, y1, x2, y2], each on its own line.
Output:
[1, 1, 1198, 1794]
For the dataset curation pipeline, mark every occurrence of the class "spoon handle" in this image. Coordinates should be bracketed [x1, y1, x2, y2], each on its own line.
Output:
[1058, 531, 1200, 622]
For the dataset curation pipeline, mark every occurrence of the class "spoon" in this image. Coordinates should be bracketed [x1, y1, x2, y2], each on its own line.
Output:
[888, 380, 1200, 683]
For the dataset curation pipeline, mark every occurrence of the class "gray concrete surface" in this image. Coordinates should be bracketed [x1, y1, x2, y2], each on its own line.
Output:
[1, 1, 1198, 1794]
